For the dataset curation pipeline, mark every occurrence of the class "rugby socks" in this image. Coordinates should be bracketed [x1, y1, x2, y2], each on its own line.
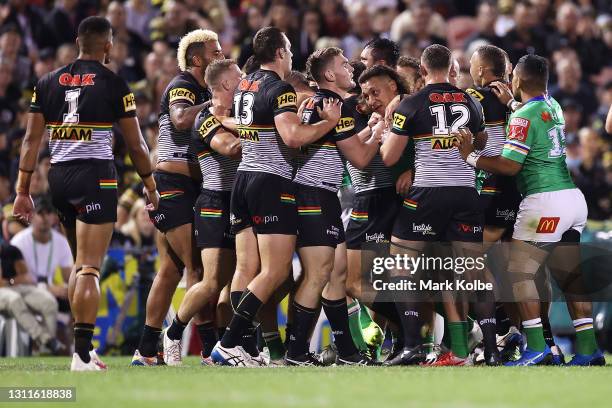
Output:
[167, 315, 187, 341]
[359, 302, 374, 330]
[287, 301, 318, 358]
[263, 331, 286, 360]
[348, 300, 369, 352]
[423, 333, 435, 353]
[542, 315, 556, 347]
[495, 304, 512, 335]
[395, 303, 421, 348]
[242, 325, 259, 357]
[230, 291, 243, 311]
[523, 318, 546, 352]
[573, 318, 597, 355]
[221, 289, 262, 348]
[74, 323, 95, 363]
[139, 325, 162, 358]
[196, 322, 218, 357]
[472, 300, 497, 355]
[448, 321, 469, 358]
[322, 297, 359, 357]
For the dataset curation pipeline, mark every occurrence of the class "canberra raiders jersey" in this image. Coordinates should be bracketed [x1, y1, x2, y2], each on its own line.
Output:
[392, 82, 485, 188]
[193, 104, 240, 192]
[234, 69, 298, 180]
[466, 85, 511, 191]
[294, 89, 355, 192]
[30, 59, 136, 163]
[343, 95, 394, 194]
[158, 71, 211, 164]
[501, 95, 575, 196]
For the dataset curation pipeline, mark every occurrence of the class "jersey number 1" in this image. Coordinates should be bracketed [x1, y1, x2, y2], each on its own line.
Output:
[63, 89, 80, 124]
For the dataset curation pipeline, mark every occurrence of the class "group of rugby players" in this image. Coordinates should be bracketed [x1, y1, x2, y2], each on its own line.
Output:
[12, 16, 605, 371]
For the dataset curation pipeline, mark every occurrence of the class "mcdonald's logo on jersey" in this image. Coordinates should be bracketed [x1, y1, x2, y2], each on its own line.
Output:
[536, 217, 560, 233]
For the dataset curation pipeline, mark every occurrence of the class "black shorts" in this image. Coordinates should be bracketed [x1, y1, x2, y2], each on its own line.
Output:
[194, 189, 235, 249]
[296, 184, 345, 248]
[480, 175, 521, 229]
[148, 171, 199, 233]
[48, 159, 118, 227]
[392, 186, 483, 242]
[230, 171, 297, 235]
[345, 188, 400, 250]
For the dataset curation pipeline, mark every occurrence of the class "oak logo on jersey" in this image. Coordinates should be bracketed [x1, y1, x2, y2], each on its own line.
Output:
[508, 117, 530, 142]
[238, 128, 260, 141]
[198, 116, 221, 139]
[238, 79, 260, 91]
[169, 87, 196, 104]
[49, 126, 93, 141]
[58, 73, 96, 87]
[431, 136, 459, 150]
[466, 88, 484, 101]
[393, 113, 406, 129]
[123, 93, 136, 112]
[277, 92, 297, 109]
[335, 117, 355, 133]
[536, 217, 560, 233]
[429, 92, 467, 103]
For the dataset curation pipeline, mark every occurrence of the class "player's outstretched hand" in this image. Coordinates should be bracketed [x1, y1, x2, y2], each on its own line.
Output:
[452, 128, 474, 160]
[12, 193, 34, 224]
[143, 187, 161, 211]
[490, 81, 513, 106]
[318, 98, 342, 123]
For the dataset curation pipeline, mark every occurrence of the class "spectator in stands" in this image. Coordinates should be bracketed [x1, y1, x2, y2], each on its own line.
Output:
[396, 56, 424, 94]
[0, 57, 20, 134]
[546, 2, 607, 77]
[0, 242, 63, 354]
[502, 1, 546, 64]
[341, 2, 374, 60]
[294, 8, 325, 72]
[149, 0, 199, 48]
[236, 6, 265, 68]
[572, 128, 610, 220]
[125, 0, 159, 44]
[106, 1, 147, 81]
[390, 0, 446, 43]
[55, 43, 77, 68]
[0, 24, 30, 89]
[464, 1, 504, 51]
[45, 0, 80, 48]
[550, 57, 598, 124]
[2, 0, 54, 54]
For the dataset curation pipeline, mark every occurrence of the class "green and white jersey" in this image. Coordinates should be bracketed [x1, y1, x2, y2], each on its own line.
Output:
[501, 95, 575, 196]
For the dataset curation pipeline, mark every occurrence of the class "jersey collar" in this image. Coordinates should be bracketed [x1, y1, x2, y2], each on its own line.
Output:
[317, 88, 343, 100]
[525, 94, 548, 104]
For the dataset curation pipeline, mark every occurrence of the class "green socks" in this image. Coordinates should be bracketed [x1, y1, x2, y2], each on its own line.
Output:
[573, 318, 597, 355]
[262, 331, 286, 360]
[448, 321, 469, 358]
[523, 318, 546, 352]
[347, 300, 369, 352]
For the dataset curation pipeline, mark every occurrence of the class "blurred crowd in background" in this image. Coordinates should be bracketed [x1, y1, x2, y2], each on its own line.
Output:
[0, 0, 610, 353]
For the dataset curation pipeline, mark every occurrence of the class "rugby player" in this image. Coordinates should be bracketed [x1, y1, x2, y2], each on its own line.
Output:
[163, 59, 242, 365]
[211, 27, 341, 366]
[455, 54, 605, 366]
[13, 16, 159, 371]
[381, 44, 489, 366]
[287, 47, 381, 366]
[132, 29, 224, 366]
[345, 39, 407, 356]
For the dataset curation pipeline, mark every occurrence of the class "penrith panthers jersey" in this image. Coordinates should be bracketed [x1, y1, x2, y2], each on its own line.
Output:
[30, 59, 136, 164]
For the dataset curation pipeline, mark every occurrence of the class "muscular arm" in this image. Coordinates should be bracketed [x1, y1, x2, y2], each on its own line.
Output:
[337, 135, 379, 170]
[18, 113, 46, 174]
[170, 102, 208, 130]
[379, 131, 409, 166]
[274, 111, 336, 148]
[118, 117, 154, 176]
[210, 131, 242, 160]
[473, 155, 522, 176]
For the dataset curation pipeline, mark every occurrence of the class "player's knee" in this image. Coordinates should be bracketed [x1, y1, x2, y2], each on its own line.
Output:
[75, 265, 100, 279]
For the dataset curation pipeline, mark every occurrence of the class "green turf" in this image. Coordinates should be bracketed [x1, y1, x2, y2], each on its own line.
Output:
[0, 357, 611, 408]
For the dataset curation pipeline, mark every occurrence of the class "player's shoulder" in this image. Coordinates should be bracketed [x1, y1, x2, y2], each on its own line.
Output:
[195, 105, 221, 139]
[466, 86, 495, 103]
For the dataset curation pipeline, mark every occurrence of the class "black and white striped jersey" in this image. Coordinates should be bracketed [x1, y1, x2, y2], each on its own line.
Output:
[158, 71, 211, 164]
[192, 105, 239, 192]
[234, 69, 298, 180]
[30, 59, 136, 163]
[294, 89, 355, 192]
[391, 82, 485, 188]
[343, 95, 394, 194]
[466, 85, 510, 157]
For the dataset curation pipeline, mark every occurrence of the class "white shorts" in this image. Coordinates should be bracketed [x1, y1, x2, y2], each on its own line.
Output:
[512, 188, 587, 243]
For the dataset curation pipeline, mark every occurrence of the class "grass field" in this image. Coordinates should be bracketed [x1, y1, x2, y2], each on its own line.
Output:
[0, 357, 611, 408]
